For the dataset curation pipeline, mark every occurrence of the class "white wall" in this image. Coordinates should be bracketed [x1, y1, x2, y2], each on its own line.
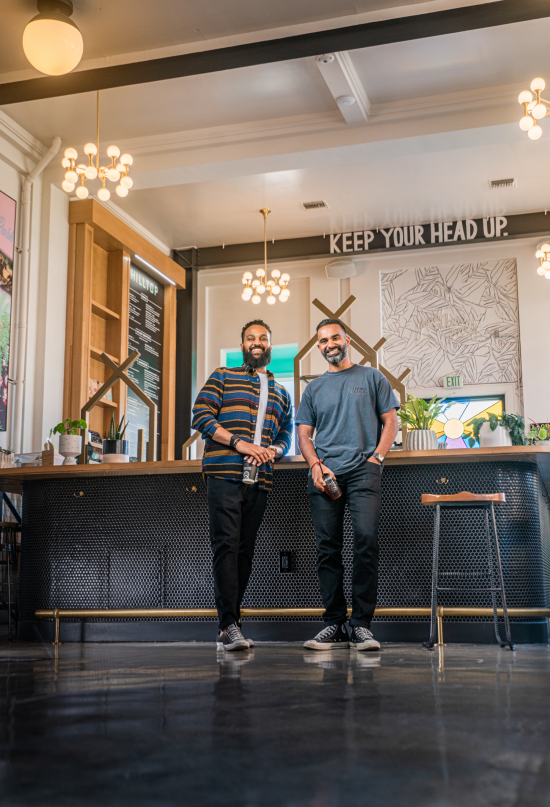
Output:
[197, 237, 550, 446]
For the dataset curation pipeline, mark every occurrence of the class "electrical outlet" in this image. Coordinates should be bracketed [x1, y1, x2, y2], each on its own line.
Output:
[279, 550, 292, 573]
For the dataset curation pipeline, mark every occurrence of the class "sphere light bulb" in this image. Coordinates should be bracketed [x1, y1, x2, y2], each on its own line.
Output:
[541, 243, 550, 251]
[64, 147, 78, 160]
[61, 157, 71, 168]
[252, 280, 260, 288]
[545, 270, 550, 279]
[120, 175, 133, 189]
[85, 165, 98, 180]
[258, 284, 266, 294]
[518, 90, 533, 104]
[272, 285, 281, 295]
[61, 180, 75, 193]
[252, 295, 261, 305]
[281, 273, 290, 282]
[243, 272, 253, 281]
[76, 163, 87, 174]
[520, 115, 534, 131]
[116, 184, 128, 198]
[532, 103, 547, 120]
[271, 269, 281, 279]
[75, 185, 89, 199]
[256, 268, 265, 278]
[120, 154, 133, 166]
[108, 168, 120, 182]
[267, 295, 276, 305]
[536, 249, 545, 258]
[65, 169, 78, 184]
[84, 142, 97, 156]
[537, 266, 546, 276]
[97, 187, 110, 201]
[531, 77, 546, 92]
[23, 10, 83, 76]
[542, 261, 550, 270]
[107, 145, 120, 159]
[242, 291, 251, 300]
[528, 124, 543, 140]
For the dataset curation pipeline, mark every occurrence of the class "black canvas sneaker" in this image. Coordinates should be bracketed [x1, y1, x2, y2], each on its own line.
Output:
[349, 626, 381, 651]
[217, 623, 250, 651]
[303, 623, 349, 650]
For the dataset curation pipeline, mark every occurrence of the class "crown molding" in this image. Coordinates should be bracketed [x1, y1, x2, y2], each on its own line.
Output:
[92, 196, 171, 256]
[0, 110, 48, 163]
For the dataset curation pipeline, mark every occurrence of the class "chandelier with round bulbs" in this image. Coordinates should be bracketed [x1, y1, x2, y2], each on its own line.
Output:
[518, 77, 549, 140]
[241, 209, 290, 305]
[61, 91, 133, 202]
[535, 242, 550, 279]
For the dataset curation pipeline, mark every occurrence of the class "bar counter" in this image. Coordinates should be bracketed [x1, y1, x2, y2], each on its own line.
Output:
[4, 446, 550, 643]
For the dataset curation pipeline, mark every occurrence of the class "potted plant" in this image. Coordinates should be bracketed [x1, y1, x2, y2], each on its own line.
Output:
[51, 418, 87, 465]
[527, 421, 550, 446]
[398, 395, 448, 451]
[468, 412, 526, 448]
[103, 415, 130, 463]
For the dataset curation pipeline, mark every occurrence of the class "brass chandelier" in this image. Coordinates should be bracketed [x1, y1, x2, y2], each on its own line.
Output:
[61, 91, 133, 201]
[518, 77, 550, 140]
[242, 209, 290, 305]
[535, 242, 550, 278]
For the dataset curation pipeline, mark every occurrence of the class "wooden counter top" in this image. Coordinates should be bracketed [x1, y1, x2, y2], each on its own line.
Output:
[0, 445, 549, 493]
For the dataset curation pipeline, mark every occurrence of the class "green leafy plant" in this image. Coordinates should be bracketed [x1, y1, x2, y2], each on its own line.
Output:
[397, 394, 448, 431]
[528, 421, 550, 444]
[103, 415, 129, 441]
[468, 412, 527, 447]
[50, 418, 87, 437]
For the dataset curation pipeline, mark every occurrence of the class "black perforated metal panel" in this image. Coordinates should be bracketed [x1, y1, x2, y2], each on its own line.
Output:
[19, 462, 548, 627]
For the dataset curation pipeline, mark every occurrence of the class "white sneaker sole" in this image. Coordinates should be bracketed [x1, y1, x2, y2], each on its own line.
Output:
[303, 640, 350, 651]
[350, 641, 381, 651]
[216, 640, 250, 651]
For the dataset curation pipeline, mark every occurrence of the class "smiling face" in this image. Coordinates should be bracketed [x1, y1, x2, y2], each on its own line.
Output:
[241, 323, 272, 369]
[317, 323, 350, 365]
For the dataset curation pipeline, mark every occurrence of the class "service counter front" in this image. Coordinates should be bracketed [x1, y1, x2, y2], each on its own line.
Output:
[3, 447, 550, 644]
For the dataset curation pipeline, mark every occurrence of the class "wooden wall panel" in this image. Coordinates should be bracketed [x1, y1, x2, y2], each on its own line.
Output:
[161, 284, 177, 461]
[69, 223, 93, 420]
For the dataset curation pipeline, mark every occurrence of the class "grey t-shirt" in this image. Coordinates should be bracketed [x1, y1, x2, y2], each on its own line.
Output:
[295, 364, 400, 474]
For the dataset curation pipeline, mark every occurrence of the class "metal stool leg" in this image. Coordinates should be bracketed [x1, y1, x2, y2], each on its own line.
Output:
[423, 503, 441, 650]
[6, 532, 12, 642]
[484, 508, 503, 646]
[490, 503, 514, 651]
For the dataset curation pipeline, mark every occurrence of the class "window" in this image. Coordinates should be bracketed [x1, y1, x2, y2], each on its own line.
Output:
[430, 396, 505, 448]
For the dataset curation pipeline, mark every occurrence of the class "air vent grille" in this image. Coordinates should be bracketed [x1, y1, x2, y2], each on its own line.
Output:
[489, 178, 516, 190]
[302, 200, 330, 210]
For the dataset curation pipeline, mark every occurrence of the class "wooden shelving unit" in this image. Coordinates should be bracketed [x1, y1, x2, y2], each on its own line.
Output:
[63, 199, 185, 460]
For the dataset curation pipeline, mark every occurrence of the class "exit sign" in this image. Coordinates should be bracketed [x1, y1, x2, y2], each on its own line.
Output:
[441, 374, 462, 389]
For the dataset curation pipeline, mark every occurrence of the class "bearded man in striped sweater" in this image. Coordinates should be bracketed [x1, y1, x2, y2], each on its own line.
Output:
[192, 320, 293, 651]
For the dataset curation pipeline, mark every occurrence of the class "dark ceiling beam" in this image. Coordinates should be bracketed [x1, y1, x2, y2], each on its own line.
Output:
[1, 0, 548, 105]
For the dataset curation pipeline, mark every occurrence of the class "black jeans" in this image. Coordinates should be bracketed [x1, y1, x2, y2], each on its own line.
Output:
[307, 461, 382, 629]
[207, 476, 268, 630]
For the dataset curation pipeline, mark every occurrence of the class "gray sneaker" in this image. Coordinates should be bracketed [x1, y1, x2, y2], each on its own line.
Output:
[217, 623, 250, 651]
[349, 626, 381, 651]
[303, 623, 349, 650]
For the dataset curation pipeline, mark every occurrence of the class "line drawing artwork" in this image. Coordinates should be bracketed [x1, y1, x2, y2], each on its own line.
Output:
[380, 259, 522, 396]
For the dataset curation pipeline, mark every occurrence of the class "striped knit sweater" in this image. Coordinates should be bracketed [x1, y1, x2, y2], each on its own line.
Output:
[192, 365, 293, 490]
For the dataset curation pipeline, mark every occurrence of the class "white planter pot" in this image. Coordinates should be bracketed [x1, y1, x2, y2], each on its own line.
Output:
[478, 422, 512, 448]
[537, 440, 550, 446]
[102, 453, 130, 463]
[58, 434, 82, 465]
[405, 429, 438, 451]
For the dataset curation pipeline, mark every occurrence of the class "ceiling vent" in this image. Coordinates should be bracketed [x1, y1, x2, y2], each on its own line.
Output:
[302, 200, 330, 210]
[489, 178, 517, 191]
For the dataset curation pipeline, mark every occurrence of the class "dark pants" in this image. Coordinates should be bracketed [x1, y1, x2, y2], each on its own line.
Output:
[307, 461, 382, 629]
[207, 476, 268, 630]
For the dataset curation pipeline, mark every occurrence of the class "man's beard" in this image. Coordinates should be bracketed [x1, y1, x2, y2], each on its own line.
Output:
[323, 343, 348, 365]
[243, 345, 272, 369]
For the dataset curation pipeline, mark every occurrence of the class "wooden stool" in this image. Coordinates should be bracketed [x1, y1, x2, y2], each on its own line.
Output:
[0, 521, 21, 641]
[421, 492, 514, 651]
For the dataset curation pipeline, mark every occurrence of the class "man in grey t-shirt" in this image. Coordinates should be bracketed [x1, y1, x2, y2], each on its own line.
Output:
[296, 318, 399, 652]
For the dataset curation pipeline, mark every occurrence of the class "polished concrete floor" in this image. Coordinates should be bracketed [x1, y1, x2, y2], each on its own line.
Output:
[1, 635, 549, 807]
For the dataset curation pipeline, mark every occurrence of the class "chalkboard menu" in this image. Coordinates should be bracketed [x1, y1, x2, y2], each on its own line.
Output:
[127, 263, 164, 460]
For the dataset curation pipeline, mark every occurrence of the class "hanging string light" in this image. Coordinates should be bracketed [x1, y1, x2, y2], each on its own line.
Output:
[61, 91, 133, 201]
[241, 209, 290, 304]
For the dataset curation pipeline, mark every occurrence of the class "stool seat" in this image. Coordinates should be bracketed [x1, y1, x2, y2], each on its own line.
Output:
[422, 491, 506, 506]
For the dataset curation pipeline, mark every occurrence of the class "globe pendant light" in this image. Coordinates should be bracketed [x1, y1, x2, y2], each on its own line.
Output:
[23, 0, 83, 76]
[241, 209, 291, 304]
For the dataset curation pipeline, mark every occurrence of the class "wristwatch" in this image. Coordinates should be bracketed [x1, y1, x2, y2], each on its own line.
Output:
[371, 453, 385, 465]
[230, 435, 242, 449]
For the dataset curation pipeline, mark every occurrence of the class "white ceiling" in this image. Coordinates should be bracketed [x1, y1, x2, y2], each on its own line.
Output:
[2, 0, 548, 250]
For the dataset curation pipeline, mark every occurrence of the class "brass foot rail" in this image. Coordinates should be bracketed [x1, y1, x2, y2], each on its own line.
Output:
[34, 606, 550, 646]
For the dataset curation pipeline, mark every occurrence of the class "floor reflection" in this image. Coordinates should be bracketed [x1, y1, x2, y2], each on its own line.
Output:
[0, 641, 549, 807]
